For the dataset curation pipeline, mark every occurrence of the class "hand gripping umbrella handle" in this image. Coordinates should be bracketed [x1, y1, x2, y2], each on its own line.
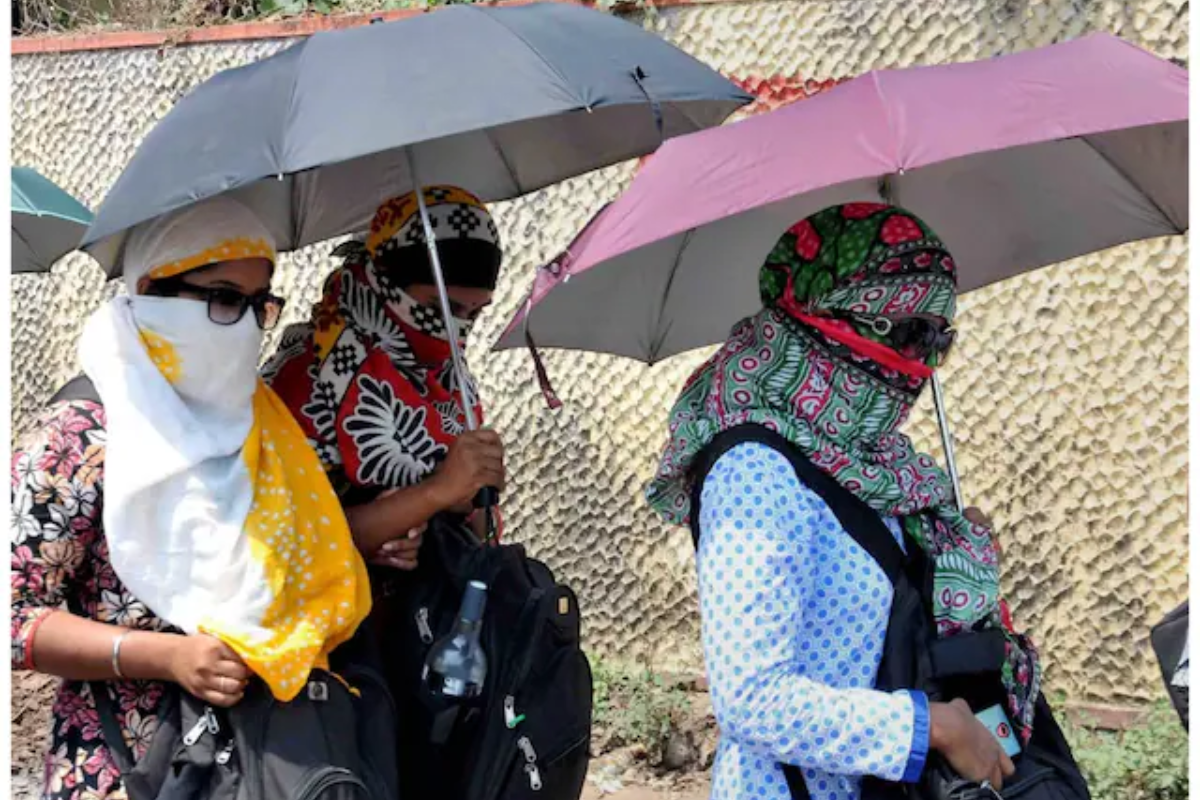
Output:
[407, 150, 500, 516]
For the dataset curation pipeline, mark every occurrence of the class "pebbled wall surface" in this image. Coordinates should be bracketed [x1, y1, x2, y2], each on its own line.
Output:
[10, 1, 1188, 788]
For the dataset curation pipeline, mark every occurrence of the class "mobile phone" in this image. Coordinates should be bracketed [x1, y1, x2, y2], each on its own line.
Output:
[975, 704, 1022, 758]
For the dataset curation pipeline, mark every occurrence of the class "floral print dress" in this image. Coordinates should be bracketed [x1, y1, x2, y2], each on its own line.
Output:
[11, 400, 175, 800]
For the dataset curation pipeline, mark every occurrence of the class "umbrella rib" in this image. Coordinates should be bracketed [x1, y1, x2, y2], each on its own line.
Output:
[870, 70, 900, 168]
[646, 228, 694, 364]
[11, 226, 48, 266]
[466, 6, 586, 108]
[11, 179, 35, 213]
[483, 127, 523, 198]
[1080, 135, 1188, 234]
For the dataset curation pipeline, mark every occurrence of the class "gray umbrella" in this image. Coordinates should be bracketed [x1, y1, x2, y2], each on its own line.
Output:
[81, 3, 749, 516]
[81, 2, 751, 273]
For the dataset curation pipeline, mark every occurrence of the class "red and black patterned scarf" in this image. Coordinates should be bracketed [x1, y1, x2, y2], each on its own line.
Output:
[265, 187, 500, 501]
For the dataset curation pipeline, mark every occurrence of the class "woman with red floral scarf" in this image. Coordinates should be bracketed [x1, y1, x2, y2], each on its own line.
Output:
[265, 186, 505, 569]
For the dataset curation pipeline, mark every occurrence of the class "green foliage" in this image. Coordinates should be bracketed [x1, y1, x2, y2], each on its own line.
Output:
[591, 656, 690, 762]
[254, 0, 338, 18]
[1061, 702, 1189, 800]
[14, 0, 655, 35]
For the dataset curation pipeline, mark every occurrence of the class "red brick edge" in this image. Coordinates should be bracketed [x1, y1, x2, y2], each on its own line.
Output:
[11, 0, 730, 54]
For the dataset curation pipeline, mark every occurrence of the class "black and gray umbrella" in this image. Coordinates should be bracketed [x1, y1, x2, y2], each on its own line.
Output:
[12, 167, 93, 274]
[82, 2, 749, 513]
[82, 1, 749, 414]
[82, 2, 750, 273]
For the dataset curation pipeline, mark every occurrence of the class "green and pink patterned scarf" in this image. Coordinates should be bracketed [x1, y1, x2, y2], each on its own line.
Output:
[646, 203, 1041, 740]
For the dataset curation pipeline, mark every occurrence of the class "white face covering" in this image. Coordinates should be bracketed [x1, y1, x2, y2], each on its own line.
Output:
[78, 196, 371, 701]
[130, 296, 263, 411]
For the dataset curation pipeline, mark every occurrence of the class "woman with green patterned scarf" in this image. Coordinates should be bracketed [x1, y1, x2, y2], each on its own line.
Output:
[646, 203, 1036, 800]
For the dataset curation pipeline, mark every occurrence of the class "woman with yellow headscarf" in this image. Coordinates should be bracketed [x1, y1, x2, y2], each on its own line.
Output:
[11, 196, 371, 800]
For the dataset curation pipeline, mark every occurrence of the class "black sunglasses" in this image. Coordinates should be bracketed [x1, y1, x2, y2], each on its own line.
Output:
[146, 277, 286, 331]
[835, 311, 956, 366]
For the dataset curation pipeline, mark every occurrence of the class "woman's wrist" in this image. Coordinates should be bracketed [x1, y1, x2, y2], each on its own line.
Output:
[928, 703, 947, 751]
[419, 473, 456, 514]
[117, 630, 182, 683]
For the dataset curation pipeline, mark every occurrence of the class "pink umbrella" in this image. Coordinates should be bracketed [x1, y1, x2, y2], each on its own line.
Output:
[495, 32, 1188, 505]
[498, 33, 1186, 362]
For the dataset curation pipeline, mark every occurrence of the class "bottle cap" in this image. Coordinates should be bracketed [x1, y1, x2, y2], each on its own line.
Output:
[461, 580, 488, 622]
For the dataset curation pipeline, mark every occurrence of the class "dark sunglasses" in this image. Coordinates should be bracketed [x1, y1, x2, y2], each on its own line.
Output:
[147, 277, 286, 331]
[835, 311, 956, 366]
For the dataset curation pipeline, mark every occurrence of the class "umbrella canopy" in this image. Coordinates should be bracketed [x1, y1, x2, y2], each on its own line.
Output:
[82, 1, 751, 274]
[495, 33, 1188, 363]
[12, 167, 93, 274]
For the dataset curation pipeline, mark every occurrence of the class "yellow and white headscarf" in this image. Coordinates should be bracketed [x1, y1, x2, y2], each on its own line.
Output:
[79, 196, 371, 701]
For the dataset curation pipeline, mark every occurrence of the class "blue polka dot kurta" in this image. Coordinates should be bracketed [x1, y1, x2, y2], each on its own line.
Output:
[697, 443, 929, 800]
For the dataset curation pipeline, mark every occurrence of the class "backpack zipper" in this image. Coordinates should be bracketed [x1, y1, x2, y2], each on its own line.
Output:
[415, 607, 434, 644]
[183, 707, 219, 746]
[503, 694, 526, 729]
[216, 740, 235, 766]
[506, 589, 547, 694]
[517, 736, 542, 791]
[496, 589, 547, 737]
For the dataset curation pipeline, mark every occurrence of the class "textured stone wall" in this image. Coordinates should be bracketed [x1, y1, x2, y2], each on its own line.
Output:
[11, 0, 1188, 728]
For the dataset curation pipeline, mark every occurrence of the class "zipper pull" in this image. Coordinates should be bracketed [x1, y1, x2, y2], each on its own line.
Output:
[416, 607, 433, 644]
[517, 737, 541, 789]
[216, 741, 235, 766]
[524, 762, 543, 791]
[503, 695, 526, 729]
[183, 709, 217, 746]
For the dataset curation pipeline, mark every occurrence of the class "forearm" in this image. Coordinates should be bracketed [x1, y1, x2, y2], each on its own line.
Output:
[714, 672, 927, 781]
[345, 481, 448, 555]
[30, 610, 181, 683]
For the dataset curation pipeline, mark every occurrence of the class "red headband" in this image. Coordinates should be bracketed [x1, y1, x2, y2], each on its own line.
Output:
[785, 305, 935, 380]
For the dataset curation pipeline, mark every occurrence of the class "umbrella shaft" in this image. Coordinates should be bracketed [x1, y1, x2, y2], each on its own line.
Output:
[408, 152, 479, 431]
[931, 373, 963, 511]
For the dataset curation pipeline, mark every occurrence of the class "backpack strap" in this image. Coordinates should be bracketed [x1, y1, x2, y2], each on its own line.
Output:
[63, 594, 138, 774]
[49, 374, 101, 406]
[687, 424, 911, 800]
[688, 424, 905, 586]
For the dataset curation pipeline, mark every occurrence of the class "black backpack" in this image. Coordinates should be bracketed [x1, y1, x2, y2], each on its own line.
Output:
[72, 633, 398, 800]
[53, 376, 400, 800]
[689, 424, 1090, 800]
[1150, 602, 1188, 729]
[368, 515, 593, 800]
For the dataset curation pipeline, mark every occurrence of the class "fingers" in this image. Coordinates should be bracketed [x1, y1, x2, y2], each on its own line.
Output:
[196, 673, 247, 707]
[462, 429, 503, 449]
[208, 636, 243, 662]
[478, 467, 506, 493]
[372, 555, 419, 570]
[378, 534, 422, 556]
[999, 750, 1016, 778]
[380, 539, 421, 555]
[201, 686, 244, 708]
[373, 535, 421, 570]
[216, 659, 252, 682]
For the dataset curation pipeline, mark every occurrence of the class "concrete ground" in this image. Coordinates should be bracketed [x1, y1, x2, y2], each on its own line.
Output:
[581, 785, 710, 800]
